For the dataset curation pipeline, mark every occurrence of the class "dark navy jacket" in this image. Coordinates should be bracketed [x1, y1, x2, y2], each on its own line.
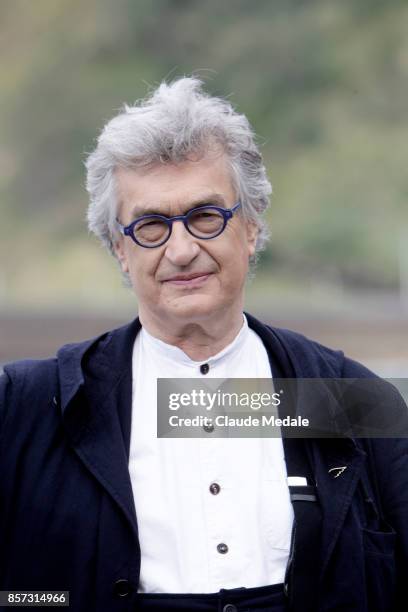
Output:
[0, 313, 407, 612]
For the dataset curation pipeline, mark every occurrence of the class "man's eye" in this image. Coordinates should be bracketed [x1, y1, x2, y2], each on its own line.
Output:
[195, 211, 216, 218]
[139, 219, 163, 228]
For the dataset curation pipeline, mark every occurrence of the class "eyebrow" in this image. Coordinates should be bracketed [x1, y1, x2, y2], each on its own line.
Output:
[129, 193, 228, 219]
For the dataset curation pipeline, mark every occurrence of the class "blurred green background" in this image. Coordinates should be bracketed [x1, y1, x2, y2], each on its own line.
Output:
[1, 0, 407, 372]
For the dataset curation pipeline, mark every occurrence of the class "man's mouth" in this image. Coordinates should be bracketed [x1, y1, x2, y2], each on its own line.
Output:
[163, 273, 213, 286]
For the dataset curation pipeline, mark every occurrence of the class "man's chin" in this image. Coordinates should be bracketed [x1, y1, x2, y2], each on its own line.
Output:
[163, 295, 221, 321]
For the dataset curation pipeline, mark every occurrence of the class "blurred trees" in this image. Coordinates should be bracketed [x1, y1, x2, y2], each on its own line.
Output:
[1, 0, 407, 308]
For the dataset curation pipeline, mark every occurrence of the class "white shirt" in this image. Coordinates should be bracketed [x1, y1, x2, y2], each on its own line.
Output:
[129, 315, 294, 593]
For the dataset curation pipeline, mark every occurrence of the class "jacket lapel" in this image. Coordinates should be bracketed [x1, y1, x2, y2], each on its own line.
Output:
[310, 438, 366, 581]
[57, 319, 141, 538]
[245, 313, 367, 605]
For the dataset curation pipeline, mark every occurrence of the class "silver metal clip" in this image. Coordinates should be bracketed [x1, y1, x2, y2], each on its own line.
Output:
[328, 466, 347, 478]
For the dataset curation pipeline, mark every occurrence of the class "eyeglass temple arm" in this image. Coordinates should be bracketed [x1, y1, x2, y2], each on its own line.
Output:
[115, 219, 128, 235]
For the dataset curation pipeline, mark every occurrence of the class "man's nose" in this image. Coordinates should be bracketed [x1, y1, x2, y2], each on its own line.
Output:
[164, 221, 200, 266]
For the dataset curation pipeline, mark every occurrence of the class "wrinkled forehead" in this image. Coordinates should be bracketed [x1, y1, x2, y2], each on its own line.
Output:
[114, 151, 237, 219]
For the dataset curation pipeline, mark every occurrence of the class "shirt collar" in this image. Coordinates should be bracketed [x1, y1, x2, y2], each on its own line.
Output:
[139, 314, 249, 368]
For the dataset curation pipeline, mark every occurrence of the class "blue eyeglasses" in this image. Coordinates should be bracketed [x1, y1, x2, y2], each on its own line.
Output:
[116, 202, 241, 248]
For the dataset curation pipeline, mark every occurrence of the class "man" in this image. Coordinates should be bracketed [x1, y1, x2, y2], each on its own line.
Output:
[0, 77, 407, 612]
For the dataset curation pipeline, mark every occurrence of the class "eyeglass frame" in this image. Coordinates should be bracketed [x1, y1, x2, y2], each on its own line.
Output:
[116, 202, 242, 248]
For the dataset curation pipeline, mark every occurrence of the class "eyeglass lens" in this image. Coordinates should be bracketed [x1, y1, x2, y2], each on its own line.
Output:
[133, 207, 225, 246]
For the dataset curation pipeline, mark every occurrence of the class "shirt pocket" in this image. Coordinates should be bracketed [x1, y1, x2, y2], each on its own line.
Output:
[260, 474, 294, 551]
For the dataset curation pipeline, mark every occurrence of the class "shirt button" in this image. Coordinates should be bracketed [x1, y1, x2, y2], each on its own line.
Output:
[223, 606, 238, 612]
[113, 578, 131, 597]
[200, 363, 210, 374]
[203, 422, 214, 433]
[209, 482, 221, 495]
[217, 542, 229, 554]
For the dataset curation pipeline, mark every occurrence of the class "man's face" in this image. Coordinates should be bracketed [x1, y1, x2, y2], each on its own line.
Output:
[114, 153, 258, 328]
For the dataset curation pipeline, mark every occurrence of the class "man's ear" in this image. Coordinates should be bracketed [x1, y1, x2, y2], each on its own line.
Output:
[246, 221, 259, 258]
[113, 236, 130, 274]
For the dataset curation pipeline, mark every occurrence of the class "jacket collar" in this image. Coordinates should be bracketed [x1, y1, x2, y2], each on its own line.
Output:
[57, 317, 141, 417]
[57, 312, 358, 456]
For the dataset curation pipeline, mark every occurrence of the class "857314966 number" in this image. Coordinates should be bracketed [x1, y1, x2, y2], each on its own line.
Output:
[0, 591, 69, 607]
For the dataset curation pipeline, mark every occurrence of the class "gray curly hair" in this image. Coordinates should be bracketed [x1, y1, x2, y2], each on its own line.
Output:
[85, 77, 272, 268]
